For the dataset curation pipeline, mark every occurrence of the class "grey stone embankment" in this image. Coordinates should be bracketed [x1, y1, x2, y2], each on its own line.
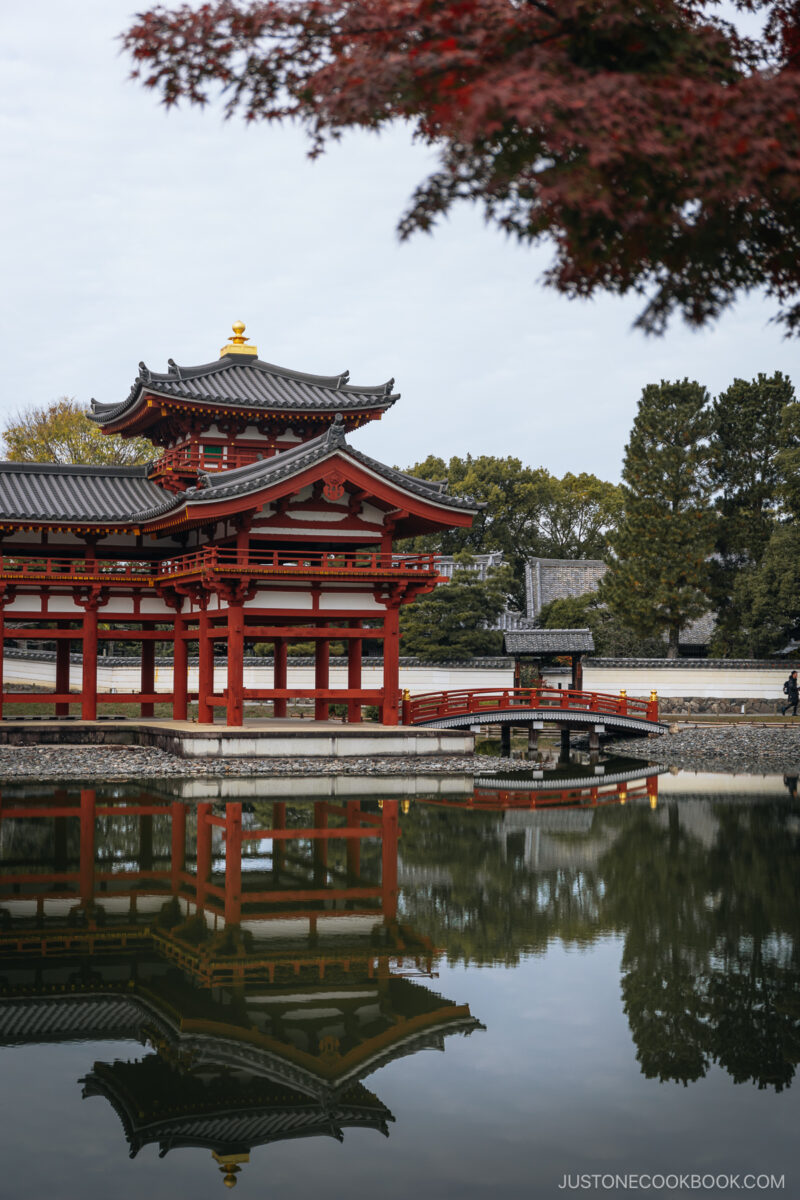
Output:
[610, 725, 800, 775]
[0, 745, 518, 782]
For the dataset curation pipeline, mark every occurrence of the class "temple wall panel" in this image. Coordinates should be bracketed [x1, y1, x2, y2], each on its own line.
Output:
[317, 591, 384, 612]
[243, 590, 313, 610]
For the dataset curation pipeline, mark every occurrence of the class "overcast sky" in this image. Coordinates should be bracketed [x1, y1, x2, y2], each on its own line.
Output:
[1, 1, 797, 481]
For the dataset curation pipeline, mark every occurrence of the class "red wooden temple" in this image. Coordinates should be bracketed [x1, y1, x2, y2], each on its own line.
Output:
[0, 324, 479, 725]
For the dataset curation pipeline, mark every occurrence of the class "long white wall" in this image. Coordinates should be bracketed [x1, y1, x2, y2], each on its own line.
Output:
[2, 652, 791, 701]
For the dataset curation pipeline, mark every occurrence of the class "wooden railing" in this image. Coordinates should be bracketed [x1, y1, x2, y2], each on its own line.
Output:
[0, 558, 155, 584]
[404, 686, 659, 724]
[156, 547, 439, 579]
[151, 443, 265, 476]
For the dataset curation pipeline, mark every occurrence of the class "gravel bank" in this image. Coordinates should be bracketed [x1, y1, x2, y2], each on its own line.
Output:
[610, 724, 800, 775]
[0, 745, 522, 781]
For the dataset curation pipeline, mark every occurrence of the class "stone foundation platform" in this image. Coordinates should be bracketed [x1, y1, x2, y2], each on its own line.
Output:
[0, 717, 474, 760]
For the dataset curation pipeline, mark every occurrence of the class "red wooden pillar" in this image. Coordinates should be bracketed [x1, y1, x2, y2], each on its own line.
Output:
[224, 803, 242, 925]
[381, 606, 400, 726]
[381, 799, 399, 923]
[315, 637, 330, 721]
[140, 632, 155, 717]
[171, 800, 186, 892]
[273, 638, 287, 718]
[81, 604, 98, 720]
[0, 606, 4, 721]
[55, 627, 70, 716]
[79, 788, 96, 909]
[172, 613, 188, 720]
[347, 624, 362, 723]
[226, 604, 244, 727]
[197, 610, 214, 724]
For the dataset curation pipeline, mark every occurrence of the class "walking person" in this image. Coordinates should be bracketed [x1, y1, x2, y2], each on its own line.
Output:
[781, 670, 799, 717]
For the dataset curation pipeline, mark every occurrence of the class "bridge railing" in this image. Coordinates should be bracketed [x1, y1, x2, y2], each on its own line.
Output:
[404, 686, 658, 724]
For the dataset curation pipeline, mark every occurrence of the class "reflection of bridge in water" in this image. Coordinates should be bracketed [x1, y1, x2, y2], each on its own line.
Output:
[0, 788, 483, 1187]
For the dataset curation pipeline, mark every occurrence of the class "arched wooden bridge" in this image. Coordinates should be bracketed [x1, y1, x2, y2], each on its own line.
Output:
[402, 686, 667, 738]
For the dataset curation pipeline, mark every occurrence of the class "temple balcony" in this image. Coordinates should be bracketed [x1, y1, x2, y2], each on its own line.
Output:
[0, 558, 156, 587]
[150, 443, 267, 490]
[155, 547, 441, 584]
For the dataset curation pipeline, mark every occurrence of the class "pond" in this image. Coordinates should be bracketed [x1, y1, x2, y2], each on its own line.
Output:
[1, 765, 798, 1199]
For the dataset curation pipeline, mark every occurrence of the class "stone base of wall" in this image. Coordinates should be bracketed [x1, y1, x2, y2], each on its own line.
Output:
[658, 696, 786, 715]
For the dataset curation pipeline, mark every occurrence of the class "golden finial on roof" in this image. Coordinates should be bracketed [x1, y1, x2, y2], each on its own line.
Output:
[212, 1152, 250, 1187]
[220, 320, 258, 358]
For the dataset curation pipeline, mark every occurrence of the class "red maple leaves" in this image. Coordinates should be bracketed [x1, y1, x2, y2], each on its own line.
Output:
[122, 0, 800, 334]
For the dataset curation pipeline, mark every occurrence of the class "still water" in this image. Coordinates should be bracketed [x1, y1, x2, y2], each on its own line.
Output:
[1, 764, 799, 1200]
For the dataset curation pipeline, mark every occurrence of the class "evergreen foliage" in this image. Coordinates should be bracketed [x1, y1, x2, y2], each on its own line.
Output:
[599, 380, 716, 658]
[539, 593, 664, 658]
[399, 557, 512, 661]
[709, 372, 797, 655]
[400, 455, 622, 610]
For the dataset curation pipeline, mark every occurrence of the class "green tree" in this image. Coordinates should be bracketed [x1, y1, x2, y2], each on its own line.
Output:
[2, 398, 154, 466]
[537, 473, 624, 560]
[709, 373, 797, 656]
[599, 380, 715, 658]
[723, 523, 800, 657]
[399, 557, 511, 662]
[539, 593, 664, 658]
[401, 456, 621, 609]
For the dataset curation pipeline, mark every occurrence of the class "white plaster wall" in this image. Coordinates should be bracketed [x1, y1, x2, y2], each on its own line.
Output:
[583, 664, 787, 700]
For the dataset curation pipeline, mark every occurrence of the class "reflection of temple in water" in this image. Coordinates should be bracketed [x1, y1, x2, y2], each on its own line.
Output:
[0, 788, 483, 1187]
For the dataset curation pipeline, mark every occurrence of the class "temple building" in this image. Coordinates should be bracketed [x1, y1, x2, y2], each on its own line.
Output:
[0, 323, 479, 725]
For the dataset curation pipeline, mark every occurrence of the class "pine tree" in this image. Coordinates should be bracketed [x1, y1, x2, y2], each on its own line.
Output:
[599, 380, 715, 658]
[709, 372, 796, 655]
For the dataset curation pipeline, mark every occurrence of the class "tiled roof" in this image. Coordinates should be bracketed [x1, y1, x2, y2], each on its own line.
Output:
[0, 461, 174, 524]
[503, 628, 595, 654]
[0, 420, 478, 525]
[183, 416, 480, 513]
[525, 557, 608, 619]
[89, 354, 399, 426]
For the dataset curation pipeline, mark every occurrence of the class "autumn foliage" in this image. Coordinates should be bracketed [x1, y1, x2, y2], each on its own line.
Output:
[122, 0, 800, 333]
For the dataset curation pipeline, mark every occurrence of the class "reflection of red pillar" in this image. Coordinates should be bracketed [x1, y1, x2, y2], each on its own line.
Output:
[381, 606, 400, 725]
[198, 610, 214, 724]
[79, 788, 96, 908]
[224, 803, 242, 925]
[141, 635, 155, 717]
[381, 800, 399, 922]
[346, 801, 361, 881]
[173, 614, 188, 720]
[313, 801, 328, 882]
[272, 802, 286, 876]
[196, 802, 212, 909]
[315, 638, 330, 721]
[226, 605, 244, 727]
[273, 638, 287, 718]
[82, 605, 98, 720]
[347, 628, 362, 723]
[56, 629, 70, 716]
[171, 801, 186, 891]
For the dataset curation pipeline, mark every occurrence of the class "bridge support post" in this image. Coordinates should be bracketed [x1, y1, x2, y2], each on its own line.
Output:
[500, 724, 511, 757]
[560, 727, 571, 762]
[589, 728, 600, 763]
[527, 727, 538, 756]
